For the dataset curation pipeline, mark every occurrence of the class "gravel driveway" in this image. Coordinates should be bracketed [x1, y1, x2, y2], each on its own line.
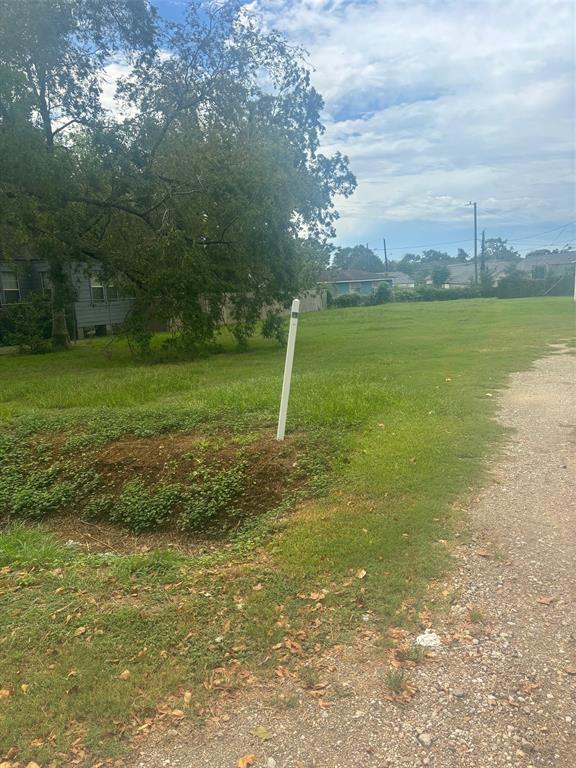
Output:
[132, 349, 575, 768]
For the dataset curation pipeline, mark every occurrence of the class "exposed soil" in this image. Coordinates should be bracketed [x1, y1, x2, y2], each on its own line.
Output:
[129, 348, 576, 768]
[42, 430, 305, 552]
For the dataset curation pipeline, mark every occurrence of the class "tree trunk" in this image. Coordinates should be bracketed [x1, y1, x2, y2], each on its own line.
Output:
[50, 266, 71, 350]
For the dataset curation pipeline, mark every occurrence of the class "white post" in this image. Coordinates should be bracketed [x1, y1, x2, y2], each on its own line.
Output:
[276, 298, 300, 441]
[573, 263, 576, 302]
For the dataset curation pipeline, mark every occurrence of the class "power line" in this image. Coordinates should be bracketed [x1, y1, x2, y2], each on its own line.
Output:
[366, 221, 576, 253]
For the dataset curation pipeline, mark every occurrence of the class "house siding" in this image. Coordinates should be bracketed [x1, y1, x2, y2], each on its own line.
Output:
[0, 258, 133, 338]
[70, 266, 132, 331]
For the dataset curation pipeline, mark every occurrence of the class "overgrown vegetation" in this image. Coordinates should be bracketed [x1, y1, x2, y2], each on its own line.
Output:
[0, 0, 355, 352]
[0, 295, 52, 353]
[0, 298, 573, 764]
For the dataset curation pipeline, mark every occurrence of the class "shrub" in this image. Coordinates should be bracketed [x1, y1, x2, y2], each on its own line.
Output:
[333, 293, 362, 308]
[496, 270, 573, 298]
[415, 285, 481, 301]
[0, 294, 52, 352]
[371, 282, 393, 304]
[393, 288, 417, 302]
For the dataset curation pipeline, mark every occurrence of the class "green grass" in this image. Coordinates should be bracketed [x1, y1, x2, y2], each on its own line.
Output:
[0, 297, 574, 763]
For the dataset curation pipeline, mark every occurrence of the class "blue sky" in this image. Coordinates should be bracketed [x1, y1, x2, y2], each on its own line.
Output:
[154, 0, 575, 257]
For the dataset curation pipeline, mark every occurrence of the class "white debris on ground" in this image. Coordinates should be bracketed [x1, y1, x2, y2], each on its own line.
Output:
[415, 630, 442, 647]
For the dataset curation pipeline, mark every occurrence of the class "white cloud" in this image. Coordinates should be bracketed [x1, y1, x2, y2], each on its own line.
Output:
[255, 0, 576, 243]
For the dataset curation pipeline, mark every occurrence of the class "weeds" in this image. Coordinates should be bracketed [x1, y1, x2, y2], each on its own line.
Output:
[397, 644, 425, 663]
[386, 668, 410, 694]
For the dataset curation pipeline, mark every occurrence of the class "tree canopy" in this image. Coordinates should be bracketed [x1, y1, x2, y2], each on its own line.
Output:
[332, 245, 384, 272]
[0, 0, 356, 351]
[483, 237, 520, 261]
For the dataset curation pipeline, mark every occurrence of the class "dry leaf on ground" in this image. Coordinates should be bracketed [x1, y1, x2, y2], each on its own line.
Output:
[237, 755, 256, 768]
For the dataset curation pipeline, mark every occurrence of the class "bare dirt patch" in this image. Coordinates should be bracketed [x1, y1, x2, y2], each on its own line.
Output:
[42, 430, 306, 551]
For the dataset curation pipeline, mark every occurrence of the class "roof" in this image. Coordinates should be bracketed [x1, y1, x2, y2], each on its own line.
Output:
[523, 251, 576, 266]
[320, 269, 413, 283]
[442, 261, 514, 284]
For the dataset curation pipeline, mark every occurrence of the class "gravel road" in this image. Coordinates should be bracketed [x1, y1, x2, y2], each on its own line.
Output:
[132, 348, 575, 768]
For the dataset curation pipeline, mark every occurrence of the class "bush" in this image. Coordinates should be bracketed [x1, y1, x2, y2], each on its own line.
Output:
[415, 285, 481, 301]
[393, 288, 417, 302]
[391, 286, 481, 302]
[496, 270, 573, 299]
[0, 294, 52, 352]
[333, 293, 363, 308]
[371, 282, 393, 304]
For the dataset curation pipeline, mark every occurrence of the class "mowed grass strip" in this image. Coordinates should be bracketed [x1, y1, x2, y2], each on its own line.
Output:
[0, 297, 574, 763]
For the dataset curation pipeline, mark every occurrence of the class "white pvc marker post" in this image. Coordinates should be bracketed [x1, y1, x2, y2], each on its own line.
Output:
[276, 298, 300, 441]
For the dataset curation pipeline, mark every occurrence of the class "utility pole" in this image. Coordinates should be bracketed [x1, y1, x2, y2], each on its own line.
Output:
[383, 238, 389, 272]
[468, 201, 478, 284]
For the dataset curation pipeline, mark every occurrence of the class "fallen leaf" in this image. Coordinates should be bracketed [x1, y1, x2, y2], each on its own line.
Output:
[563, 666, 576, 675]
[252, 583, 263, 591]
[74, 626, 86, 637]
[0, 689, 10, 699]
[477, 549, 490, 557]
[355, 569, 367, 579]
[119, 670, 131, 680]
[20, 683, 29, 694]
[237, 755, 256, 768]
[26, 762, 41, 768]
[183, 690, 192, 705]
[536, 596, 555, 605]
[520, 681, 540, 695]
[171, 709, 184, 718]
[253, 724, 271, 741]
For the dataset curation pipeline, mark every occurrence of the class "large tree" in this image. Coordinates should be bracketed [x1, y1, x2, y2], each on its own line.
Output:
[0, 0, 157, 348]
[0, 1, 355, 351]
[483, 237, 520, 261]
[332, 245, 383, 272]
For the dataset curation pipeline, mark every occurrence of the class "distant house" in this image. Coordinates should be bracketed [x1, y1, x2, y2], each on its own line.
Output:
[437, 253, 576, 287]
[520, 251, 576, 278]
[320, 269, 414, 297]
[0, 258, 133, 339]
[429, 260, 514, 288]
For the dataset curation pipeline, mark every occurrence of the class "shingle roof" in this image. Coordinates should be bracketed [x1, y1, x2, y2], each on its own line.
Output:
[320, 269, 412, 283]
[523, 251, 576, 266]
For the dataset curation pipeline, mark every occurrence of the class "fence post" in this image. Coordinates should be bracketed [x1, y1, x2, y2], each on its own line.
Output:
[276, 298, 300, 441]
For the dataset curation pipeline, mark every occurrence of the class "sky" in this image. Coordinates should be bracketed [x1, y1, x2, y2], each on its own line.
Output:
[155, 0, 575, 258]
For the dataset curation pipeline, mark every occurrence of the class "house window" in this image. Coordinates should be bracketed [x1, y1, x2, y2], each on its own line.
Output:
[90, 275, 105, 303]
[106, 282, 119, 301]
[0, 272, 20, 304]
[40, 271, 52, 297]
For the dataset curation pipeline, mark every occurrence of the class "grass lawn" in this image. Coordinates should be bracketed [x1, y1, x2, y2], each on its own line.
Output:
[0, 297, 574, 765]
